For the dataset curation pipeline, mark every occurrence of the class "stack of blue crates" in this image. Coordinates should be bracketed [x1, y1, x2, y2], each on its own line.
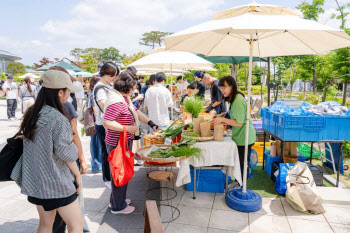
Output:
[261, 107, 350, 141]
[186, 168, 227, 193]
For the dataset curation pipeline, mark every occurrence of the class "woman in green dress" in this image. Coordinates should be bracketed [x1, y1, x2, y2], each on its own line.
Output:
[213, 76, 256, 187]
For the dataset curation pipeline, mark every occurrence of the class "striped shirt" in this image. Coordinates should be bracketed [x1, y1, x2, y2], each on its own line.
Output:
[21, 105, 78, 199]
[104, 96, 138, 146]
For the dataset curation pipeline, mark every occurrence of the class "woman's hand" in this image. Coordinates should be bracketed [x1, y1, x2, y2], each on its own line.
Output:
[80, 160, 88, 174]
[126, 125, 138, 134]
[213, 117, 224, 126]
[75, 174, 82, 194]
[152, 126, 160, 132]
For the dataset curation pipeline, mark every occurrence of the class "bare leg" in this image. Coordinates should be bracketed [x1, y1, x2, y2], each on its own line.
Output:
[36, 205, 56, 233]
[57, 199, 83, 233]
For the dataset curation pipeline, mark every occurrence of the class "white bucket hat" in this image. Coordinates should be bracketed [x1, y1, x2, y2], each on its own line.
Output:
[41, 70, 81, 92]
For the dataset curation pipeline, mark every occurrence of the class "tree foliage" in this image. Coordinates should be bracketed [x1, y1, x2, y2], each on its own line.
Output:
[70, 47, 124, 63]
[331, 0, 350, 31]
[6, 62, 26, 76]
[80, 54, 98, 73]
[33, 57, 60, 69]
[122, 52, 147, 66]
[296, 0, 325, 21]
[139, 31, 173, 49]
[99, 47, 125, 62]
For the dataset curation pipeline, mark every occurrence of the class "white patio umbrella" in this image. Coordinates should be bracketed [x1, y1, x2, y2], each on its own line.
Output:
[74, 71, 93, 78]
[164, 1, 350, 210]
[18, 73, 39, 80]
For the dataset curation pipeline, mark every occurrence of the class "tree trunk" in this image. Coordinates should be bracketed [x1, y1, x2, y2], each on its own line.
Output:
[322, 87, 327, 102]
[313, 60, 316, 94]
[342, 81, 348, 106]
[304, 82, 306, 95]
[245, 64, 247, 91]
[291, 83, 293, 93]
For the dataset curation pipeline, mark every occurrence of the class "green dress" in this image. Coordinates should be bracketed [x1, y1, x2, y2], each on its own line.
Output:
[229, 94, 256, 146]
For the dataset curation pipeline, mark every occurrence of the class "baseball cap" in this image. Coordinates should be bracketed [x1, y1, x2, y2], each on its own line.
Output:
[194, 71, 202, 78]
[7, 74, 13, 79]
[41, 70, 80, 92]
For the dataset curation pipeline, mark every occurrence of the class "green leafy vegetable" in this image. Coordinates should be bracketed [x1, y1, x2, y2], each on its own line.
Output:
[183, 96, 205, 118]
[183, 132, 200, 137]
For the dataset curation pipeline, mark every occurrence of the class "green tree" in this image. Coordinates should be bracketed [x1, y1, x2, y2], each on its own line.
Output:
[99, 47, 124, 62]
[331, 0, 350, 31]
[316, 53, 339, 101]
[122, 52, 147, 66]
[296, 0, 325, 94]
[6, 62, 26, 76]
[296, 0, 325, 21]
[139, 31, 173, 49]
[83, 48, 103, 59]
[70, 48, 84, 61]
[80, 54, 98, 73]
[211, 63, 231, 79]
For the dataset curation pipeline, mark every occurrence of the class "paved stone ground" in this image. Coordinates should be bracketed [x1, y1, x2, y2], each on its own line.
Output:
[1, 99, 350, 233]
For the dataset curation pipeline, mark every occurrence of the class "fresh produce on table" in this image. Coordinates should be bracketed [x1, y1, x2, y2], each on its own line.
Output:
[183, 96, 205, 118]
[143, 133, 165, 146]
[182, 132, 200, 137]
[147, 138, 202, 160]
[159, 120, 185, 139]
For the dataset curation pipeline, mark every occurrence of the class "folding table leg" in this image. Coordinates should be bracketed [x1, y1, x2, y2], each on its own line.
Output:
[225, 167, 228, 197]
[193, 168, 196, 199]
[262, 131, 266, 170]
[336, 143, 342, 187]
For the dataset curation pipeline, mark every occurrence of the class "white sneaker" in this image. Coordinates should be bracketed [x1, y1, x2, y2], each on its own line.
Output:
[111, 205, 135, 215]
[10, 118, 15, 121]
[105, 181, 112, 189]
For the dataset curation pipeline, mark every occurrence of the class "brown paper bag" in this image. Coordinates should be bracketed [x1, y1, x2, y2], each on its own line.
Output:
[289, 142, 298, 156]
[276, 141, 290, 156]
[200, 121, 212, 137]
[193, 117, 204, 135]
[214, 124, 224, 141]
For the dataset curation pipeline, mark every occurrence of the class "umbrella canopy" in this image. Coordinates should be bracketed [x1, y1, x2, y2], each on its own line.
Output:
[164, 1, 350, 197]
[164, 13, 350, 57]
[128, 50, 213, 70]
[211, 0, 300, 19]
[196, 54, 266, 64]
[74, 71, 93, 78]
[37, 61, 85, 72]
[18, 73, 39, 80]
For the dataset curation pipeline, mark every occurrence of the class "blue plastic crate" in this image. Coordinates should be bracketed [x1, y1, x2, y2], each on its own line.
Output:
[186, 168, 227, 193]
[261, 108, 269, 131]
[322, 115, 350, 140]
[264, 151, 306, 177]
[261, 108, 277, 135]
[276, 115, 325, 141]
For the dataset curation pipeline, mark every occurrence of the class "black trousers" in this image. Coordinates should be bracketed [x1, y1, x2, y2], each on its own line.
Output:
[237, 144, 253, 180]
[106, 141, 133, 211]
[95, 124, 111, 182]
[7, 99, 17, 119]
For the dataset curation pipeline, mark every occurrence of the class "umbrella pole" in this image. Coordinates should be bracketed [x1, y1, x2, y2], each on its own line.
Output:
[242, 34, 254, 193]
[171, 64, 174, 119]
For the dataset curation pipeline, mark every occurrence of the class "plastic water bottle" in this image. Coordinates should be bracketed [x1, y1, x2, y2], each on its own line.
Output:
[271, 142, 276, 157]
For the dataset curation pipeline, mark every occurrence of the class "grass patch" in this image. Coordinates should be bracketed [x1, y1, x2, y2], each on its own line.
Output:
[247, 164, 280, 198]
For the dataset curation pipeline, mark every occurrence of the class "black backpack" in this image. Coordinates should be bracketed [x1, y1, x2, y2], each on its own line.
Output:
[0, 135, 23, 181]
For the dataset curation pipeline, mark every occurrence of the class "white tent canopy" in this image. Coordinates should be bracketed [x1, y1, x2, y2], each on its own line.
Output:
[128, 50, 213, 70]
[18, 73, 39, 80]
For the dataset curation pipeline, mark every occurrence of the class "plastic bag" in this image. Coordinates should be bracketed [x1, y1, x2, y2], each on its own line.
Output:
[108, 126, 135, 187]
[268, 101, 293, 114]
[275, 163, 294, 194]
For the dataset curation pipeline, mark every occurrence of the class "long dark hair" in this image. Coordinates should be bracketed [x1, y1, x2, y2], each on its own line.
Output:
[19, 87, 67, 140]
[24, 76, 32, 93]
[218, 76, 245, 104]
[89, 75, 101, 91]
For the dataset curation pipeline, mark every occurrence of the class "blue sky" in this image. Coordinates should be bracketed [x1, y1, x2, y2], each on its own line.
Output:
[1, 0, 348, 65]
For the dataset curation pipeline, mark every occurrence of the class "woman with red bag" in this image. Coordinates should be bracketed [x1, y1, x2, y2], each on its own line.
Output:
[103, 71, 159, 214]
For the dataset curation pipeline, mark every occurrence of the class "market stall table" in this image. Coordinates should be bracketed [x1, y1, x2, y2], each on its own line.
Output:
[177, 137, 242, 199]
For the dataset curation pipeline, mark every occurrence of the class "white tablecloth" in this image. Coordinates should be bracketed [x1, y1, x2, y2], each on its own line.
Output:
[176, 137, 242, 187]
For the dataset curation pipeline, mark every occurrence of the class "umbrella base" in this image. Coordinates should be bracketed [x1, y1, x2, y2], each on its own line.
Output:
[226, 189, 262, 212]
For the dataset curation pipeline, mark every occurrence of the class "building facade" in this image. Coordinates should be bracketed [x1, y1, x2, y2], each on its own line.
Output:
[0, 50, 22, 74]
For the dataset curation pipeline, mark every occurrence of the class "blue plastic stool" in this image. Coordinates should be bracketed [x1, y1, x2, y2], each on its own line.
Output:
[249, 149, 258, 177]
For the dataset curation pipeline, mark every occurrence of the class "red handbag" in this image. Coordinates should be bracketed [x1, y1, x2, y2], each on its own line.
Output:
[108, 126, 135, 187]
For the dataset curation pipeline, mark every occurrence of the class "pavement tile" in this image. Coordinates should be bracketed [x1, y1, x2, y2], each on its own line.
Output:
[287, 218, 334, 233]
[254, 198, 286, 216]
[161, 188, 185, 207]
[0, 199, 33, 219]
[179, 191, 215, 209]
[100, 211, 144, 229]
[174, 204, 211, 227]
[160, 204, 180, 223]
[0, 184, 22, 199]
[12, 206, 39, 225]
[0, 198, 8, 206]
[209, 209, 249, 232]
[207, 228, 242, 233]
[330, 223, 350, 233]
[323, 204, 350, 225]
[281, 198, 327, 222]
[165, 223, 207, 233]
[249, 213, 291, 233]
[213, 194, 235, 211]
[0, 220, 38, 233]
[84, 196, 109, 212]
[0, 181, 15, 190]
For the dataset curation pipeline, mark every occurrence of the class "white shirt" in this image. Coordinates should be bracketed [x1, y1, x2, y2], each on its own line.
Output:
[93, 81, 110, 125]
[73, 81, 85, 99]
[145, 84, 173, 127]
[3, 81, 17, 99]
